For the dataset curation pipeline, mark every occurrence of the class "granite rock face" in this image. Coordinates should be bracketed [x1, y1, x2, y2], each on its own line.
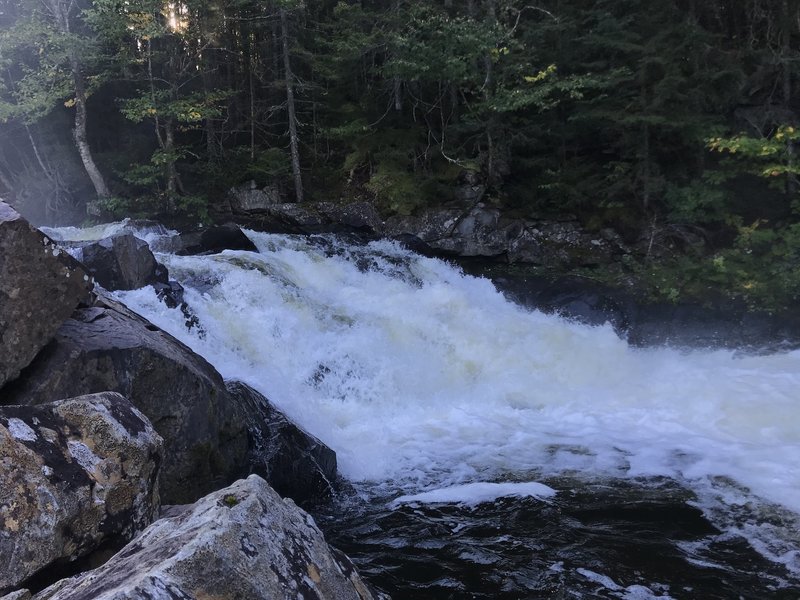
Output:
[0, 201, 93, 388]
[31, 475, 384, 600]
[0, 393, 162, 594]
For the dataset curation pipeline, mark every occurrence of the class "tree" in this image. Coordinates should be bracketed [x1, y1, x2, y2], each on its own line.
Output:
[0, 0, 111, 200]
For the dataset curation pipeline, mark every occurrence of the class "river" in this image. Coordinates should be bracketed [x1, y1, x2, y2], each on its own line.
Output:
[48, 223, 800, 599]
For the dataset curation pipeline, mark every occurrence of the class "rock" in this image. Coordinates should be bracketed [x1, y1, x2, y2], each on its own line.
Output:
[151, 281, 202, 332]
[318, 202, 384, 235]
[228, 181, 284, 213]
[385, 209, 463, 247]
[392, 233, 439, 258]
[1, 294, 250, 504]
[77, 233, 167, 291]
[227, 201, 383, 236]
[0, 201, 93, 388]
[2, 296, 337, 505]
[0, 392, 162, 594]
[387, 207, 627, 266]
[226, 381, 337, 505]
[453, 183, 486, 206]
[1, 590, 31, 600]
[31, 476, 383, 600]
[250, 202, 331, 233]
[508, 222, 622, 267]
[177, 223, 258, 255]
[386, 207, 510, 258]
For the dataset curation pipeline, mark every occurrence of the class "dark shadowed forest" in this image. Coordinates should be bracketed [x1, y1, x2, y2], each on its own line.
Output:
[1, 0, 800, 309]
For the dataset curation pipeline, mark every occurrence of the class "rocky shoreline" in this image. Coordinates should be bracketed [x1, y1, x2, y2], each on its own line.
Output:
[0, 201, 384, 599]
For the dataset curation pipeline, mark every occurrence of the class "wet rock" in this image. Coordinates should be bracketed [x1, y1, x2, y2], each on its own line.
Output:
[31, 476, 383, 600]
[151, 281, 202, 334]
[0, 392, 162, 594]
[227, 201, 384, 236]
[318, 202, 384, 235]
[177, 223, 258, 255]
[1, 590, 31, 600]
[247, 202, 331, 233]
[228, 181, 284, 213]
[392, 233, 439, 258]
[226, 381, 337, 505]
[1, 294, 250, 504]
[508, 222, 623, 267]
[387, 208, 627, 267]
[385, 209, 462, 247]
[0, 201, 93, 388]
[77, 233, 167, 291]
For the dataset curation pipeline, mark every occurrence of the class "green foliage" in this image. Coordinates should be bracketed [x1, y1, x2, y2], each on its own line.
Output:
[3, 0, 800, 311]
[708, 126, 800, 191]
[663, 181, 727, 225]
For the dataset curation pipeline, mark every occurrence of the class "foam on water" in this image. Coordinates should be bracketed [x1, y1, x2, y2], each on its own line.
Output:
[42, 219, 176, 247]
[91, 225, 800, 577]
[390, 481, 557, 508]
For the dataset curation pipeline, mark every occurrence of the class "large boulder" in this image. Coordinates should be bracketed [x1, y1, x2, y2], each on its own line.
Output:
[226, 381, 337, 504]
[223, 201, 384, 236]
[0, 393, 162, 595]
[0, 201, 93, 388]
[31, 476, 383, 600]
[386, 207, 509, 258]
[76, 233, 167, 291]
[176, 223, 259, 255]
[228, 181, 284, 213]
[2, 295, 337, 505]
[0, 295, 249, 504]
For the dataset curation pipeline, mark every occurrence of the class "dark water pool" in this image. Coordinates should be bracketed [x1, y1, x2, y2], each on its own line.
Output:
[313, 477, 800, 599]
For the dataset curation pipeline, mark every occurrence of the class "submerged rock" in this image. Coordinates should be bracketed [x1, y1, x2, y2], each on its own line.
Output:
[31, 475, 384, 600]
[0, 393, 162, 594]
[0, 201, 93, 388]
[77, 232, 167, 291]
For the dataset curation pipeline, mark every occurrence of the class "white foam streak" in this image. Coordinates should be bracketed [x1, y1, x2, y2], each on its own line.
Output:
[390, 481, 556, 508]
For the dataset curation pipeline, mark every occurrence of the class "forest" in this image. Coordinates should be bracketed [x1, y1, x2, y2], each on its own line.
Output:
[1, 0, 799, 309]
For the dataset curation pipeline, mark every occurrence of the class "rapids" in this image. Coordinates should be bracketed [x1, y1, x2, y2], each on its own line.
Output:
[48, 223, 800, 598]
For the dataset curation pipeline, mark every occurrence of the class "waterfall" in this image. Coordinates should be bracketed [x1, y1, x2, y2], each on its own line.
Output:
[48, 223, 800, 593]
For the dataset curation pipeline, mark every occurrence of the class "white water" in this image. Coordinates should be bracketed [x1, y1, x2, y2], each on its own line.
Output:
[391, 482, 557, 508]
[48, 225, 800, 577]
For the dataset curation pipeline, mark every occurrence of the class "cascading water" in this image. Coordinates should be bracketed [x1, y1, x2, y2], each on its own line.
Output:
[49, 223, 800, 598]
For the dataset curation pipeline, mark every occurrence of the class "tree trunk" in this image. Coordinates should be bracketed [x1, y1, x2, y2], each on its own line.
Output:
[51, 0, 110, 199]
[71, 61, 111, 199]
[392, 0, 402, 111]
[164, 119, 180, 203]
[280, 8, 304, 203]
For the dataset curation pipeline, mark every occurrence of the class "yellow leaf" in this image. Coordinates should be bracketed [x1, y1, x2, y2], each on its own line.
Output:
[64, 98, 76, 108]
